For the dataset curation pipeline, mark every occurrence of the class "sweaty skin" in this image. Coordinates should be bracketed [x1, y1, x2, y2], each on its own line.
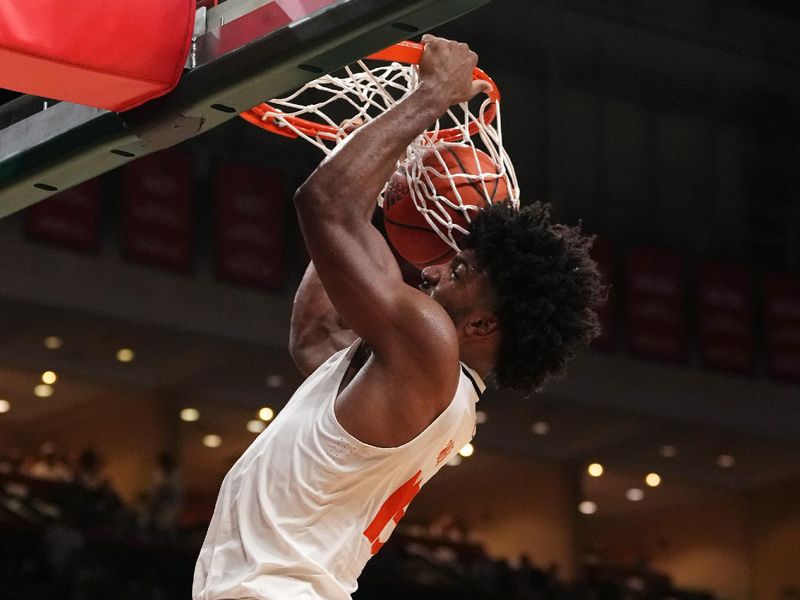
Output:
[291, 36, 498, 448]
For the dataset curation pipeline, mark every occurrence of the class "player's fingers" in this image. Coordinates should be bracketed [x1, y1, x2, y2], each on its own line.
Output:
[470, 80, 492, 99]
[342, 117, 364, 134]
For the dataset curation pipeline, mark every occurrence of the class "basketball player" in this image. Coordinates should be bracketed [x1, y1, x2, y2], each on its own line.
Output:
[193, 36, 604, 600]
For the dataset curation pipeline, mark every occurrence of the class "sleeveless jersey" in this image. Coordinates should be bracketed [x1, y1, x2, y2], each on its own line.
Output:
[192, 341, 485, 600]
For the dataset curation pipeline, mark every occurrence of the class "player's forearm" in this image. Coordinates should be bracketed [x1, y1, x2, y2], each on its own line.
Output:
[289, 262, 357, 375]
[293, 82, 447, 222]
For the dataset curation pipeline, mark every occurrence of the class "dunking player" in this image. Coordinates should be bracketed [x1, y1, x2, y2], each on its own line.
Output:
[193, 36, 604, 600]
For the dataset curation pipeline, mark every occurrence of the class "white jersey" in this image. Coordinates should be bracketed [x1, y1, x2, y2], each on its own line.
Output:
[193, 341, 484, 600]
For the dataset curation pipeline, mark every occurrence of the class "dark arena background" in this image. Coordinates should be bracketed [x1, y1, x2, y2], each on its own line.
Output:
[1, 1, 800, 599]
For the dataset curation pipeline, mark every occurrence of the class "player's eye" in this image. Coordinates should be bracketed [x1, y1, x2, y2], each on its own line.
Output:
[451, 259, 465, 280]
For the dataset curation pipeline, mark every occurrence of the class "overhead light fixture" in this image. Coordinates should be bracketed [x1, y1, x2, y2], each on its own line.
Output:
[0, 399, 10, 413]
[645, 473, 661, 487]
[247, 420, 266, 433]
[34, 384, 54, 398]
[180, 408, 200, 422]
[266, 374, 284, 389]
[716, 454, 735, 468]
[41, 371, 57, 385]
[458, 443, 474, 458]
[116, 348, 135, 363]
[531, 421, 550, 435]
[659, 444, 677, 458]
[587, 463, 604, 477]
[43, 336, 63, 350]
[578, 500, 597, 515]
[475, 410, 488, 424]
[258, 407, 274, 421]
[447, 454, 462, 467]
[203, 434, 222, 448]
[626, 488, 645, 502]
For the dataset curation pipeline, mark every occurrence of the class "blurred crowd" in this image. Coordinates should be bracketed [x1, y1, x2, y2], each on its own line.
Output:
[0, 445, 714, 600]
[0, 443, 183, 533]
[355, 515, 714, 600]
[0, 443, 191, 599]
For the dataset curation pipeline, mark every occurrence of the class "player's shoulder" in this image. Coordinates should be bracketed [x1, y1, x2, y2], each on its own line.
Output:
[379, 288, 460, 386]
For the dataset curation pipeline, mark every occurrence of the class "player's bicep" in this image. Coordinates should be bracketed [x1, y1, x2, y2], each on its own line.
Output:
[295, 204, 404, 351]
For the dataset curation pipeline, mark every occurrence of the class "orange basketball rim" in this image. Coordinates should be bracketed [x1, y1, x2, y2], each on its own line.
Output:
[240, 40, 500, 143]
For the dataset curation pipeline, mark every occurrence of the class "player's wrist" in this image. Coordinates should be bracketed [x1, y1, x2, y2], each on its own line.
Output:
[414, 80, 452, 120]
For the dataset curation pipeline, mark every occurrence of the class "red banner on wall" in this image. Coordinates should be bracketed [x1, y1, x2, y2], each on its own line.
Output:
[625, 248, 685, 362]
[696, 262, 754, 373]
[590, 236, 614, 351]
[214, 162, 285, 290]
[25, 179, 101, 252]
[121, 151, 194, 272]
[764, 273, 800, 381]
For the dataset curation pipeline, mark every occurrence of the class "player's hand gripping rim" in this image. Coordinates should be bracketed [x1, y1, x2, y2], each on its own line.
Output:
[419, 35, 493, 109]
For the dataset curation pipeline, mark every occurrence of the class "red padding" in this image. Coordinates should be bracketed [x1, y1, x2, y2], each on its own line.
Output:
[0, 1, 195, 112]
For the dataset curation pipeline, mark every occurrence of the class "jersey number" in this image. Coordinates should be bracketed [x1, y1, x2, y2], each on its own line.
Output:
[363, 470, 422, 555]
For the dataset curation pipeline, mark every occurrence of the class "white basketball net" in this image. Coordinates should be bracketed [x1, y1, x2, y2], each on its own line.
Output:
[249, 58, 520, 250]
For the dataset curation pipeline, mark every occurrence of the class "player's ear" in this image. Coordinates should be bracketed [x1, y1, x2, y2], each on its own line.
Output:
[466, 312, 498, 337]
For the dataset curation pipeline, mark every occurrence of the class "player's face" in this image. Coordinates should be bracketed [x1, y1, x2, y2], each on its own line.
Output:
[418, 250, 493, 324]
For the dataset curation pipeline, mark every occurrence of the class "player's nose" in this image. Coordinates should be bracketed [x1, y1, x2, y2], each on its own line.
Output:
[420, 265, 440, 286]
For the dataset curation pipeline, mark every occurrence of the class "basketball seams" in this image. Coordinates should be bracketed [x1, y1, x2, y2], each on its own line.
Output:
[443, 145, 496, 209]
[384, 215, 444, 233]
[384, 144, 509, 268]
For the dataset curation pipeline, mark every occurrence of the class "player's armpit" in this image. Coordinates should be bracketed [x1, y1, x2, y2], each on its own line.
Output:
[290, 261, 358, 376]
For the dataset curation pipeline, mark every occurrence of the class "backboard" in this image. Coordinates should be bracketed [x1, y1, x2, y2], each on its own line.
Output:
[0, 0, 490, 218]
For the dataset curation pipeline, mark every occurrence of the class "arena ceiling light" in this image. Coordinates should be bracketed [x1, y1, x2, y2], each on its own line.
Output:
[587, 463, 604, 477]
[531, 421, 550, 435]
[266, 374, 284, 389]
[43, 336, 63, 350]
[203, 434, 222, 448]
[116, 348, 135, 362]
[180, 408, 200, 422]
[716, 454, 736, 468]
[34, 384, 53, 398]
[659, 444, 678, 458]
[626, 488, 645, 502]
[645, 473, 661, 487]
[247, 420, 266, 434]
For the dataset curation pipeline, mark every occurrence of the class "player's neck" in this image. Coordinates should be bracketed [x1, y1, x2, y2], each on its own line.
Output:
[458, 344, 495, 380]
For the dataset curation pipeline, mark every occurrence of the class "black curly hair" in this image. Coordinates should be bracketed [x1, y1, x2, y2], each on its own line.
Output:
[463, 201, 605, 394]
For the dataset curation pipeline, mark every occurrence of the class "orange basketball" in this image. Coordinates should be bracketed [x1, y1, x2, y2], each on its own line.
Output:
[383, 144, 509, 269]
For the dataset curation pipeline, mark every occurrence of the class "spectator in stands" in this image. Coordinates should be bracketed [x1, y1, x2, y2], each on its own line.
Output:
[26, 442, 73, 482]
[427, 512, 472, 542]
[0, 447, 23, 475]
[146, 452, 184, 535]
[74, 448, 104, 490]
[71, 447, 124, 527]
[43, 511, 85, 597]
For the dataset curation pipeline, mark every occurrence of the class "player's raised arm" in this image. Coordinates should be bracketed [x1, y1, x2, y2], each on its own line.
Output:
[293, 37, 490, 362]
[289, 261, 358, 376]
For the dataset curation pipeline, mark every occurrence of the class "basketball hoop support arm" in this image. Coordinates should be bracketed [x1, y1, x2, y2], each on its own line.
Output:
[0, 0, 491, 219]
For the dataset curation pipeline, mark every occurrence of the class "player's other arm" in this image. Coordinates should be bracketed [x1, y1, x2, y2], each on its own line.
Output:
[293, 37, 489, 372]
[289, 261, 358, 376]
